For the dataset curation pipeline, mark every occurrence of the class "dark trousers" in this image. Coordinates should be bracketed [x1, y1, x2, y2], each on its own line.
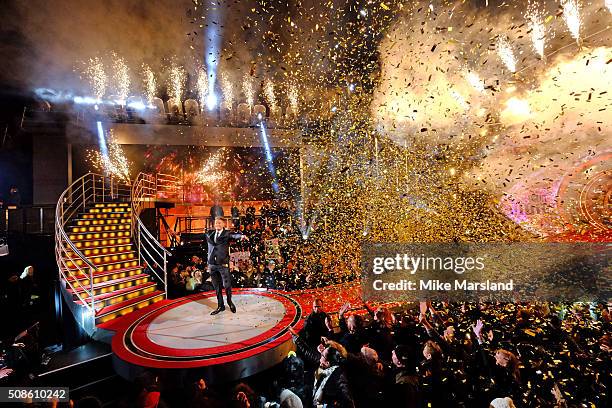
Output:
[210, 264, 232, 307]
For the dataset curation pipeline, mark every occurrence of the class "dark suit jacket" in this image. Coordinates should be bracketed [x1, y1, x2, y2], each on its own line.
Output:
[205, 229, 243, 265]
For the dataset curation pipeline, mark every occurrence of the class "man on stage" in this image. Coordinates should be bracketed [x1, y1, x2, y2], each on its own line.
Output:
[206, 217, 248, 315]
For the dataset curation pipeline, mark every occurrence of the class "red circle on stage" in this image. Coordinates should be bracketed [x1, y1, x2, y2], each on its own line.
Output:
[112, 289, 302, 369]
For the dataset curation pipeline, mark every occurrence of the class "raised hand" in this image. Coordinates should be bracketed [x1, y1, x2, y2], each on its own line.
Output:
[472, 319, 484, 340]
[236, 391, 250, 408]
[339, 302, 350, 316]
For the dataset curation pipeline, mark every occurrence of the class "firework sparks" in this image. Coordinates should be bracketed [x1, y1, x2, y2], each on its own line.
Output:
[195, 149, 229, 185]
[111, 53, 130, 104]
[264, 79, 277, 111]
[142, 64, 157, 105]
[450, 89, 469, 110]
[500, 97, 531, 126]
[463, 70, 485, 93]
[85, 56, 107, 102]
[168, 62, 185, 105]
[220, 72, 234, 110]
[561, 0, 582, 44]
[526, 3, 546, 59]
[196, 66, 208, 111]
[288, 83, 299, 112]
[242, 73, 255, 106]
[497, 36, 517, 73]
[87, 131, 132, 181]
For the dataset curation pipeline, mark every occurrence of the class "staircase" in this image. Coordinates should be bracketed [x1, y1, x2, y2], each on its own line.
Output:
[64, 202, 164, 325]
[56, 173, 170, 335]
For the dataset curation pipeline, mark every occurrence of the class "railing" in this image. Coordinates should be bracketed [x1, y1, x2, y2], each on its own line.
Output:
[55, 173, 131, 326]
[2, 205, 56, 235]
[131, 173, 178, 298]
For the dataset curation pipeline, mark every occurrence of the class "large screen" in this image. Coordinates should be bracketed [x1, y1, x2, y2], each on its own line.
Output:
[73, 144, 301, 202]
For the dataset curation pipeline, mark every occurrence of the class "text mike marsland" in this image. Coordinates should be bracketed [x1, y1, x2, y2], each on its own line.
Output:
[372, 254, 486, 275]
[372, 279, 515, 291]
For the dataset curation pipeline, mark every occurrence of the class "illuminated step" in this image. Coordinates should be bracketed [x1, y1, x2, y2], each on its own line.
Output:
[65, 258, 139, 272]
[69, 223, 131, 233]
[68, 245, 133, 257]
[74, 238, 131, 248]
[68, 273, 150, 298]
[95, 291, 165, 324]
[81, 213, 130, 220]
[66, 264, 142, 285]
[74, 218, 131, 226]
[68, 231, 130, 241]
[88, 207, 130, 214]
[74, 281, 158, 309]
[93, 203, 129, 208]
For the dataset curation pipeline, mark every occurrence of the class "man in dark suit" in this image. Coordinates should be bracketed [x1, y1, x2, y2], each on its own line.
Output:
[206, 217, 248, 315]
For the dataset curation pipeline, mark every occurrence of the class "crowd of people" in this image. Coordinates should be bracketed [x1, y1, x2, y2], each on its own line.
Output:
[27, 300, 609, 408]
[169, 200, 358, 297]
[2, 199, 609, 407]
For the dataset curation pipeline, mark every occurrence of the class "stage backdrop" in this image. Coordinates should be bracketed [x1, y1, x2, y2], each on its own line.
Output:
[73, 144, 300, 202]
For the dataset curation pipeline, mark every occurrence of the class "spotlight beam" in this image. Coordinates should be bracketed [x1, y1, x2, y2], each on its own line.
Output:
[258, 121, 280, 194]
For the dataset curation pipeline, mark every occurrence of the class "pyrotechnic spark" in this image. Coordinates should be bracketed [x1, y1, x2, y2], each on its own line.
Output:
[264, 79, 277, 111]
[85, 57, 107, 102]
[288, 84, 299, 112]
[497, 36, 517, 73]
[168, 62, 186, 105]
[242, 73, 255, 106]
[561, 0, 582, 44]
[501, 97, 531, 125]
[450, 90, 468, 111]
[526, 4, 546, 58]
[195, 149, 229, 185]
[111, 53, 130, 104]
[87, 131, 132, 181]
[463, 70, 485, 93]
[142, 64, 157, 105]
[220, 72, 234, 110]
[196, 67, 208, 111]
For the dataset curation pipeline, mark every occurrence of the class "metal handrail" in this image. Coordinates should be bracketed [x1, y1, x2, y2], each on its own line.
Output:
[55, 172, 131, 327]
[131, 172, 177, 299]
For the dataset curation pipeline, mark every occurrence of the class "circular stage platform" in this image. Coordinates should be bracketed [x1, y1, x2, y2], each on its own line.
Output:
[111, 289, 303, 382]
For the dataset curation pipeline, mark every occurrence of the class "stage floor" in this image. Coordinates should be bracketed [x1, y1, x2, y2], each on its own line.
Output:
[110, 289, 303, 380]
